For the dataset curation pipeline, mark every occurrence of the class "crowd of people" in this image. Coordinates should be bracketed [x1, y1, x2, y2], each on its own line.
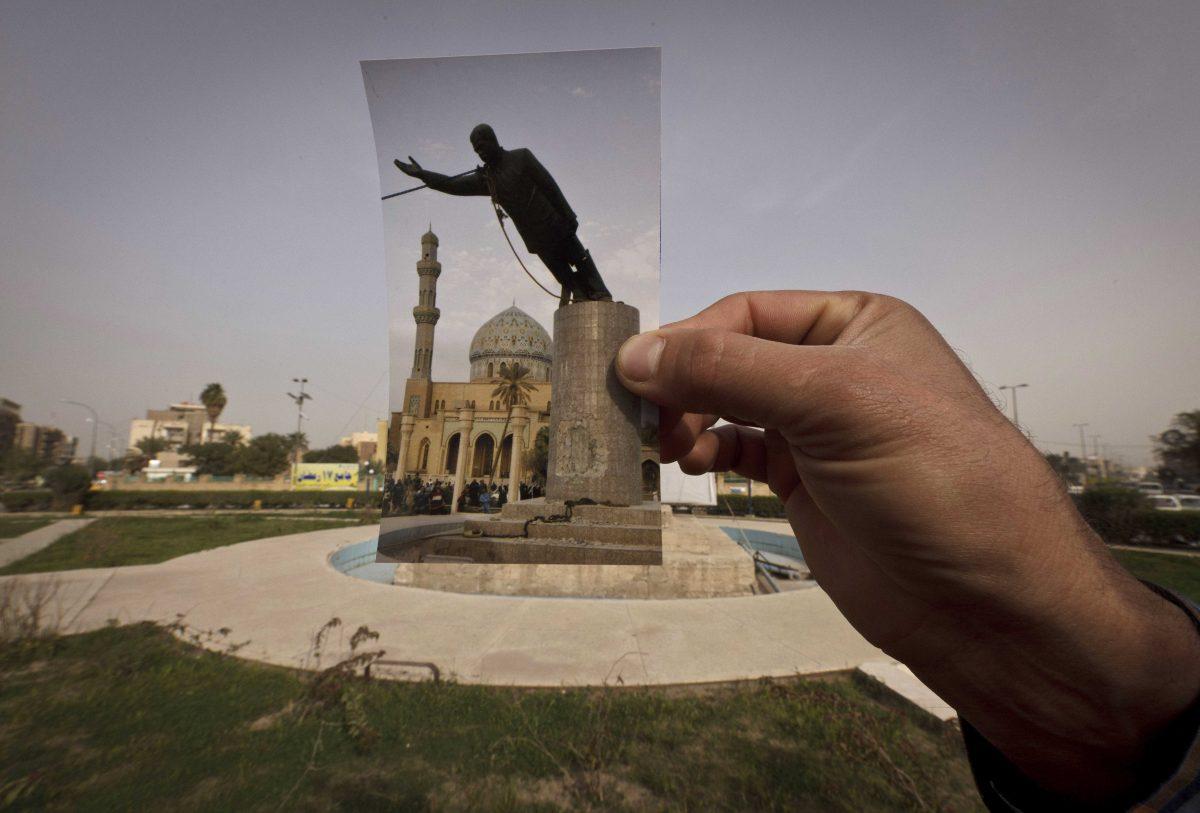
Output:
[381, 473, 544, 516]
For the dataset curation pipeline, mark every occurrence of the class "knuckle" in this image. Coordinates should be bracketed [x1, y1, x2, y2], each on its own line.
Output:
[675, 329, 727, 404]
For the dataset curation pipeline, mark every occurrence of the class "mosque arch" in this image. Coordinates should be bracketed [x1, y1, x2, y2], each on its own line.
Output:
[641, 460, 660, 497]
[471, 433, 495, 477]
[499, 434, 513, 475]
[487, 362, 494, 378]
[444, 433, 461, 474]
[416, 439, 430, 472]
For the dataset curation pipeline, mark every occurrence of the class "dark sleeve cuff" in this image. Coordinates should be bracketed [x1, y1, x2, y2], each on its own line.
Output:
[961, 582, 1200, 813]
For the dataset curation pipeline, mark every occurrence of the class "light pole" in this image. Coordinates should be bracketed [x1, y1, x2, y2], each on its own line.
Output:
[61, 399, 98, 473]
[1091, 434, 1108, 481]
[998, 384, 1029, 428]
[87, 418, 118, 466]
[1073, 422, 1089, 485]
[286, 378, 312, 482]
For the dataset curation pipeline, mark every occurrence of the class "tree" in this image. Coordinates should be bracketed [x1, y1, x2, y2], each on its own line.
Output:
[199, 383, 227, 444]
[236, 433, 293, 477]
[222, 430, 244, 445]
[43, 464, 92, 509]
[304, 444, 359, 464]
[0, 448, 48, 484]
[487, 362, 538, 485]
[135, 436, 168, 457]
[181, 441, 239, 476]
[1153, 410, 1200, 484]
[1045, 452, 1086, 484]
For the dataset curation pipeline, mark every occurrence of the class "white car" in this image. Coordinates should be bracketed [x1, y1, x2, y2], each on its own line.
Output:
[1150, 495, 1183, 511]
[1178, 495, 1200, 512]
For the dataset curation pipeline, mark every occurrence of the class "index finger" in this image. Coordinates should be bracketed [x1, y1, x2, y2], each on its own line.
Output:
[663, 290, 877, 346]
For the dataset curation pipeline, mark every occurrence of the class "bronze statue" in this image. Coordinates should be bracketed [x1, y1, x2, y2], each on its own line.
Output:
[394, 124, 612, 307]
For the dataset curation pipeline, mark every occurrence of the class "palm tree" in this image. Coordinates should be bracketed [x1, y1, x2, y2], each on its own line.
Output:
[488, 362, 538, 487]
[199, 383, 227, 444]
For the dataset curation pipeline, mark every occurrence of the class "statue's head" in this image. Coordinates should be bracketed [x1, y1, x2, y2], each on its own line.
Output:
[470, 123, 502, 164]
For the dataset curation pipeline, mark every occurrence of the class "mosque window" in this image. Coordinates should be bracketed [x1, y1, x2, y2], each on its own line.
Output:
[487, 362, 494, 378]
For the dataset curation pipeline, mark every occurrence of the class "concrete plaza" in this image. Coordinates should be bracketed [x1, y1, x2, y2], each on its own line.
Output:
[0, 515, 948, 717]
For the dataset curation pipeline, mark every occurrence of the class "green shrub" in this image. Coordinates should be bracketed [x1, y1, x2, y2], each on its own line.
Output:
[81, 490, 383, 511]
[0, 490, 54, 512]
[708, 494, 787, 518]
[1074, 485, 1149, 544]
[42, 465, 93, 509]
[1122, 510, 1200, 546]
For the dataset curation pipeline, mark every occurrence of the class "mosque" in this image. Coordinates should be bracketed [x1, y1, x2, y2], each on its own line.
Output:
[385, 229, 658, 503]
[384, 228, 551, 494]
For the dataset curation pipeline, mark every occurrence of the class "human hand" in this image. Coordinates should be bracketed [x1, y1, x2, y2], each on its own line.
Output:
[616, 290, 1200, 804]
[393, 156, 424, 179]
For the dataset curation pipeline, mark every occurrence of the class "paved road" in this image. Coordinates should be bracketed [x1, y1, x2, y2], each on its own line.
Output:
[0, 522, 887, 688]
[0, 519, 94, 568]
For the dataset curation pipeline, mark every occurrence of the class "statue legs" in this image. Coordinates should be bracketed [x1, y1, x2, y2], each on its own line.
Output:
[538, 252, 588, 306]
[573, 249, 611, 301]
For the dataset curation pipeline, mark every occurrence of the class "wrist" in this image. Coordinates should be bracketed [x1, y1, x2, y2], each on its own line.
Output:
[911, 538, 1200, 804]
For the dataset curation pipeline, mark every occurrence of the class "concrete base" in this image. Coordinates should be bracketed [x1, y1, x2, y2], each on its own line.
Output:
[390, 502, 756, 599]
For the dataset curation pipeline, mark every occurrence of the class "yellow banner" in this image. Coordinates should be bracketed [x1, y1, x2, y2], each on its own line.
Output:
[292, 463, 358, 490]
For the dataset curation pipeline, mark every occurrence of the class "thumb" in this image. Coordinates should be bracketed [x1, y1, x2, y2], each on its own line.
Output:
[616, 327, 852, 431]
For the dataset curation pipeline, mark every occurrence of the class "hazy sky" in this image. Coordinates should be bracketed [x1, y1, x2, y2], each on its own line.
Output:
[361, 48, 659, 408]
[2, 1, 1197, 466]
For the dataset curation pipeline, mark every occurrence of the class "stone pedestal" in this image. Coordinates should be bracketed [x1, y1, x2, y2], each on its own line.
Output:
[546, 301, 641, 506]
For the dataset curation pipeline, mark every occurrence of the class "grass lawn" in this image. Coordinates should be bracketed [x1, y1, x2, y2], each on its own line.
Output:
[0, 623, 983, 812]
[0, 517, 53, 539]
[1112, 548, 1200, 604]
[0, 515, 375, 575]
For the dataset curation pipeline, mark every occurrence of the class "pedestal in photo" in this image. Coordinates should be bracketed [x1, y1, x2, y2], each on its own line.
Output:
[546, 300, 642, 506]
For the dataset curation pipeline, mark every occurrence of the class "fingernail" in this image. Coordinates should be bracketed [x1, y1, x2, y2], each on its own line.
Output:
[618, 333, 665, 382]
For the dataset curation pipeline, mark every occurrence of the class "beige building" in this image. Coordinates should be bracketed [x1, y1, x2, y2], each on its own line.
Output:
[340, 431, 383, 463]
[14, 421, 77, 463]
[387, 230, 552, 489]
[128, 402, 251, 452]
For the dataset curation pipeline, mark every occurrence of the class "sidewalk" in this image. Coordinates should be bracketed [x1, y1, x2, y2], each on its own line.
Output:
[0, 519, 94, 568]
[0, 523, 887, 687]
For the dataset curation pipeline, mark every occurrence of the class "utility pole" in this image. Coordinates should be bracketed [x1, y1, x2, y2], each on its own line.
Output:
[998, 384, 1029, 429]
[1091, 434, 1108, 481]
[286, 378, 312, 482]
[1073, 422, 1089, 485]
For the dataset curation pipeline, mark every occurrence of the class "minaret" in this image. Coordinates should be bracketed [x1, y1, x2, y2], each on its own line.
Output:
[401, 228, 441, 423]
[411, 227, 441, 378]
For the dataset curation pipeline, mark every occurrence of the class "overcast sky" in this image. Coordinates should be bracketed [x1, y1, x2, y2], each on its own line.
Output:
[361, 48, 659, 408]
[2, 1, 1197, 466]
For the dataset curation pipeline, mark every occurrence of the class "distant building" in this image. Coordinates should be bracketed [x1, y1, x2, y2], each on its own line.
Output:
[339, 431, 382, 463]
[14, 421, 77, 464]
[0, 397, 20, 453]
[128, 401, 251, 452]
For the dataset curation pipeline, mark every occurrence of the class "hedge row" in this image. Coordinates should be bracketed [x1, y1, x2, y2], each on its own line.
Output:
[706, 494, 788, 518]
[0, 489, 383, 512]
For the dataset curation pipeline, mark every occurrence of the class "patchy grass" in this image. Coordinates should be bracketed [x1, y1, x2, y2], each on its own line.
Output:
[1112, 549, 1200, 604]
[0, 517, 53, 539]
[0, 623, 983, 812]
[0, 515, 373, 575]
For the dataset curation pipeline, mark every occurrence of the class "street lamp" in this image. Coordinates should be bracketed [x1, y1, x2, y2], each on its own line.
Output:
[998, 384, 1029, 428]
[61, 399, 98, 473]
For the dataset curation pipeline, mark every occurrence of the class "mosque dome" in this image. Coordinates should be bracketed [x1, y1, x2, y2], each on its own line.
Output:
[468, 305, 552, 382]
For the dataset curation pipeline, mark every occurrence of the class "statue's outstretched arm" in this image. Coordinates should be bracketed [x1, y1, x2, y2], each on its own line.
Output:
[394, 158, 488, 197]
[523, 150, 577, 225]
[424, 168, 488, 197]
